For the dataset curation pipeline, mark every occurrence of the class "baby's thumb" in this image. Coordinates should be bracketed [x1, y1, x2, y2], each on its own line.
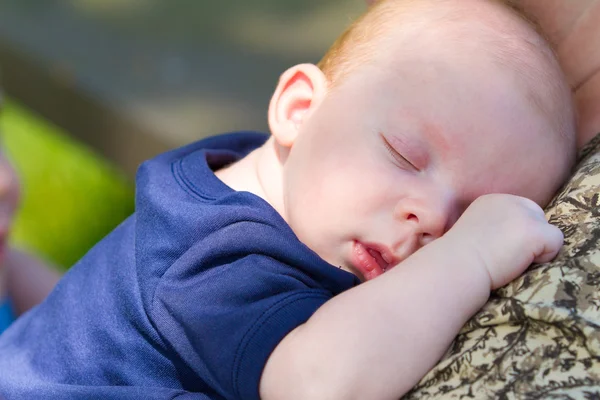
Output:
[532, 224, 564, 264]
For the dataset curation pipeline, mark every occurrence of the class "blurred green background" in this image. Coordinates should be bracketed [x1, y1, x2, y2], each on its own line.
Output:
[1, 99, 134, 271]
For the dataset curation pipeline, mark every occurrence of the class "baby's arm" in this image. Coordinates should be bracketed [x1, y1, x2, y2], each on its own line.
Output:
[260, 194, 563, 400]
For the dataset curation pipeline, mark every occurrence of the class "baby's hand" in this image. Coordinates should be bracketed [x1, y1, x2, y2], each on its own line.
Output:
[443, 194, 563, 290]
[0, 151, 20, 261]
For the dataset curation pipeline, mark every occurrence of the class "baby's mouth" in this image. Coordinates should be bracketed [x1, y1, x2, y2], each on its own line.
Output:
[352, 241, 397, 281]
[367, 248, 391, 272]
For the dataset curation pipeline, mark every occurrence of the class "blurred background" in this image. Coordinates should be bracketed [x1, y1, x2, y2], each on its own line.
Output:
[0, 0, 366, 270]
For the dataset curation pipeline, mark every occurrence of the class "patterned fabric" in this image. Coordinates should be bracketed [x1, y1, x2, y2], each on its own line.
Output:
[407, 134, 600, 399]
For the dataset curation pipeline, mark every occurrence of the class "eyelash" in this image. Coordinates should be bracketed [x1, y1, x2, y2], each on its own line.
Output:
[381, 134, 417, 171]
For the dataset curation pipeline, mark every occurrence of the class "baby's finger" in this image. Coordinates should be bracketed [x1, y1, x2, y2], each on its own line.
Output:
[520, 197, 548, 222]
[532, 224, 564, 264]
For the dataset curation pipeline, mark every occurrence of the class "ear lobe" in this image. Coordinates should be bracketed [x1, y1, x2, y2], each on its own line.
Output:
[268, 63, 328, 148]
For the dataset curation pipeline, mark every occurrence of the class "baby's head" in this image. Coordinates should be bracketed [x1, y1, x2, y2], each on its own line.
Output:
[265, 0, 576, 280]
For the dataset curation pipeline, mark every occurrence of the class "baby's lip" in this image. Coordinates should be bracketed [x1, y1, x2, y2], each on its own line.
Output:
[351, 241, 401, 281]
[364, 242, 401, 271]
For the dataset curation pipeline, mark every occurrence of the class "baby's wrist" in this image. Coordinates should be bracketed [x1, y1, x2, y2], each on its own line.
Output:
[434, 235, 493, 295]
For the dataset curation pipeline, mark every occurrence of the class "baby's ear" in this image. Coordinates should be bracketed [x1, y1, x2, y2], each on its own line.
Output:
[268, 63, 328, 148]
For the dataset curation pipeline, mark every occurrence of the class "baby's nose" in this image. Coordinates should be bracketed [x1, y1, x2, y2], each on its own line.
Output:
[394, 197, 452, 246]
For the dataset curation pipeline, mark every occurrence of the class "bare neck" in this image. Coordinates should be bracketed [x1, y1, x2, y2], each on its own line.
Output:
[214, 137, 286, 215]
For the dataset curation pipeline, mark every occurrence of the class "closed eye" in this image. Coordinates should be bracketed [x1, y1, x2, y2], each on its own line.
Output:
[381, 133, 418, 171]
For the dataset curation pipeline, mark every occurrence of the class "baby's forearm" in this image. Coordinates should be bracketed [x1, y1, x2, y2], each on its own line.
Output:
[260, 238, 491, 400]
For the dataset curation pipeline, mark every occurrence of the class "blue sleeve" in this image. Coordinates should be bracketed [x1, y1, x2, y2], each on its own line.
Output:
[150, 254, 332, 400]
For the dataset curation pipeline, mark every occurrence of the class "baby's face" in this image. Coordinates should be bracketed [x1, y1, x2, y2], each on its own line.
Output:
[280, 40, 570, 281]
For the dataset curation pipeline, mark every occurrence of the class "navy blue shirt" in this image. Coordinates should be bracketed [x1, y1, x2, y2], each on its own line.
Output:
[0, 132, 360, 400]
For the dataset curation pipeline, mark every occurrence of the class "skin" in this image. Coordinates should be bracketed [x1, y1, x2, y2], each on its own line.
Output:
[215, 1, 570, 398]
[0, 0, 596, 397]
[275, 42, 568, 281]
[1, 0, 595, 317]
[219, 3, 571, 283]
[517, 0, 600, 149]
[364, 0, 600, 149]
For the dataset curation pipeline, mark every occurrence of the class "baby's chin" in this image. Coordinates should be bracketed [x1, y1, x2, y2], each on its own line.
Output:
[319, 252, 363, 280]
